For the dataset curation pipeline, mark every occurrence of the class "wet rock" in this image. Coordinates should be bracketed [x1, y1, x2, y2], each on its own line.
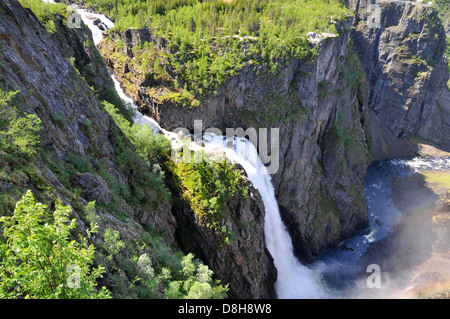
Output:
[93, 18, 108, 31]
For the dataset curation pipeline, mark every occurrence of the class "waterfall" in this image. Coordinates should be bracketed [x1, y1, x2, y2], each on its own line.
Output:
[75, 8, 325, 299]
[199, 135, 326, 299]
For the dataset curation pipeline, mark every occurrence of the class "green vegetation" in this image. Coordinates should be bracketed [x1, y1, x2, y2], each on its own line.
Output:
[420, 170, 450, 211]
[170, 151, 248, 245]
[0, 191, 111, 299]
[0, 191, 228, 299]
[332, 111, 354, 148]
[432, 0, 450, 25]
[101, 101, 171, 210]
[91, 0, 349, 95]
[314, 196, 339, 225]
[18, 0, 69, 34]
[0, 89, 42, 157]
[420, 170, 450, 189]
[431, 0, 449, 89]
[0, 87, 50, 216]
[0, 0, 235, 300]
[92, 217, 228, 299]
[340, 41, 366, 89]
[0, 91, 229, 299]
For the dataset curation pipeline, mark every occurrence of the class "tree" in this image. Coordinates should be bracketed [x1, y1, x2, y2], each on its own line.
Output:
[188, 17, 196, 33]
[0, 191, 111, 299]
[163, 253, 228, 299]
[0, 89, 42, 157]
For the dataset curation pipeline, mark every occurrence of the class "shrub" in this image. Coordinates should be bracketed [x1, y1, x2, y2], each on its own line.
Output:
[0, 88, 42, 157]
[0, 191, 111, 299]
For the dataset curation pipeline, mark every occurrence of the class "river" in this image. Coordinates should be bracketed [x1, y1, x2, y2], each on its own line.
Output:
[315, 156, 450, 298]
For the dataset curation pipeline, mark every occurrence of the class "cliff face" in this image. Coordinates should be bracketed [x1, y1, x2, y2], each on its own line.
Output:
[0, 0, 175, 295]
[350, 0, 450, 158]
[101, 0, 450, 263]
[169, 168, 277, 299]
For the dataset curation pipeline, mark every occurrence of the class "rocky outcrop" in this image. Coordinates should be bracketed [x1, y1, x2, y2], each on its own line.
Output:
[96, 0, 450, 292]
[170, 170, 277, 299]
[0, 0, 109, 158]
[73, 172, 111, 204]
[350, 0, 450, 158]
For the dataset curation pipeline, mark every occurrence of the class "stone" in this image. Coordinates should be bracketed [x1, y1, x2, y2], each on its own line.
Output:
[73, 172, 111, 204]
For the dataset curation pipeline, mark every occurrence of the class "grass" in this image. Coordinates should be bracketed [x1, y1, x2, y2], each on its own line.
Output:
[420, 170, 450, 191]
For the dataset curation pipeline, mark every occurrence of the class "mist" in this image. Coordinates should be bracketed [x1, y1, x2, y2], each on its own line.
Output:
[312, 157, 450, 299]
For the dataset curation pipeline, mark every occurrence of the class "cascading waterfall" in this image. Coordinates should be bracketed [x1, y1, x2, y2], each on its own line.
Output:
[198, 135, 326, 299]
[57, 6, 450, 299]
[75, 8, 325, 299]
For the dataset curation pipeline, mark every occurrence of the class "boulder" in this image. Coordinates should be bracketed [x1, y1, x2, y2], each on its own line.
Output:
[73, 172, 111, 204]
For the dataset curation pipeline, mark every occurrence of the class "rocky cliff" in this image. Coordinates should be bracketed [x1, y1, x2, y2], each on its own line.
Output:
[2, 0, 449, 299]
[350, 0, 450, 158]
[100, 0, 450, 264]
[167, 163, 277, 299]
[0, 0, 177, 293]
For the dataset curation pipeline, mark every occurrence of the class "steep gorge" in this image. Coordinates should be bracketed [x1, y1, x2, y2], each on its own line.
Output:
[101, 18, 372, 262]
[350, 0, 450, 158]
[0, 0, 449, 299]
[99, 0, 450, 268]
[0, 0, 277, 299]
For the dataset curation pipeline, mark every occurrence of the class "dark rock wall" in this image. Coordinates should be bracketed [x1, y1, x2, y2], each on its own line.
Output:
[350, 0, 450, 158]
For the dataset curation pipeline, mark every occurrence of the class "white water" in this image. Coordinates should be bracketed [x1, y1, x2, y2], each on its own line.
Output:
[75, 8, 325, 299]
[77, 9, 115, 45]
[218, 137, 326, 299]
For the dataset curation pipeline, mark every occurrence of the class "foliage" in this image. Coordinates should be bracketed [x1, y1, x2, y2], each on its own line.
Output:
[0, 191, 111, 299]
[163, 253, 228, 299]
[88, 0, 350, 93]
[332, 111, 354, 147]
[432, 0, 450, 89]
[340, 42, 365, 89]
[0, 88, 42, 157]
[171, 151, 247, 245]
[102, 100, 171, 162]
[94, 228, 228, 299]
[18, 0, 68, 34]
[98, 101, 171, 211]
[432, 0, 450, 23]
